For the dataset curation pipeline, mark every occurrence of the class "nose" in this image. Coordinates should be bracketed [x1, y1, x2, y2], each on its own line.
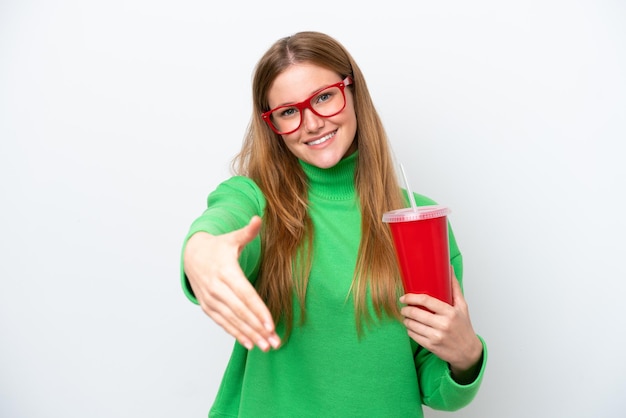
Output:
[301, 108, 323, 133]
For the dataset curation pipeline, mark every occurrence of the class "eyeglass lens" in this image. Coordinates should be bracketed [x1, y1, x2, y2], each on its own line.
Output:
[270, 85, 345, 134]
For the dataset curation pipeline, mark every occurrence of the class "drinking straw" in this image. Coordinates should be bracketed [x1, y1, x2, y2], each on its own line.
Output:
[400, 163, 418, 212]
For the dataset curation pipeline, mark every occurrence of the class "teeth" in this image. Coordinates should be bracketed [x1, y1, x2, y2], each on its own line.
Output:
[307, 132, 334, 146]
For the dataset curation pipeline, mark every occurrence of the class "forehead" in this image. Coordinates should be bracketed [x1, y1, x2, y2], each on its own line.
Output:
[267, 63, 341, 107]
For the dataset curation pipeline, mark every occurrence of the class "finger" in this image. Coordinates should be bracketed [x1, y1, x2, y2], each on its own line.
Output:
[403, 316, 431, 338]
[206, 277, 279, 350]
[400, 304, 442, 335]
[209, 305, 278, 352]
[209, 298, 271, 351]
[404, 318, 445, 347]
[208, 309, 255, 350]
[232, 216, 262, 250]
[402, 314, 447, 355]
[231, 273, 276, 329]
[218, 268, 280, 341]
[400, 292, 448, 314]
[451, 275, 467, 309]
[406, 329, 429, 349]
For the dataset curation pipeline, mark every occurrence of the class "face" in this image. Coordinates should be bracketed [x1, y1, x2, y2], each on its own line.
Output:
[266, 63, 357, 169]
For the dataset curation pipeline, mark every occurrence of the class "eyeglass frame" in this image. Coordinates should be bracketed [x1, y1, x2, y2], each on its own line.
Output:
[261, 76, 353, 135]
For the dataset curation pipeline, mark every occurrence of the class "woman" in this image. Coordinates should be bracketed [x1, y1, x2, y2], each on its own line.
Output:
[182, 31, 487, 417]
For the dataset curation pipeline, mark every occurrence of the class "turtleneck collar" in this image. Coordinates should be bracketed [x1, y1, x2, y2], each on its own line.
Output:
[299, 151, 358, 201]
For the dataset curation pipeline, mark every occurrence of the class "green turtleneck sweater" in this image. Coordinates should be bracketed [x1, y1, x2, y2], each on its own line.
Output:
[181, 152, 487, 417]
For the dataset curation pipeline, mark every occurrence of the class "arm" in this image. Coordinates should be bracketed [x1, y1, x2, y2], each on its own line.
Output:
[401, 220, 487, 409]
[402, 264, 487, 410]
[180, 177, 280, 352]
[402, 272, 484, 382]
[413, 333, 488, 411]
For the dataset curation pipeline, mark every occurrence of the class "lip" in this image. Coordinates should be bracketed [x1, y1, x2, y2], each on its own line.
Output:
[304, 130, 337, 147]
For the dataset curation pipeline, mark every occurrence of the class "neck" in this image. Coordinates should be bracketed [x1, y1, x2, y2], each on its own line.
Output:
[299, 151, 358, 200]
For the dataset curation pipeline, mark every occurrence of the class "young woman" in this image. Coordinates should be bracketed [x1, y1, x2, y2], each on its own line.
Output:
[182, 31, 487, 417]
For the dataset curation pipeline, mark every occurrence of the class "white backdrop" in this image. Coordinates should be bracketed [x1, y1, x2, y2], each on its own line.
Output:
[1, 1, 625, 417]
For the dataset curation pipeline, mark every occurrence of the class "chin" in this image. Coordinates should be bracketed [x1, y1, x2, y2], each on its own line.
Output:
[307, 152, 345, 169]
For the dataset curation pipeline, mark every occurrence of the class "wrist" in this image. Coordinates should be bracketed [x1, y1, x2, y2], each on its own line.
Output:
[449, 336, 483, 385]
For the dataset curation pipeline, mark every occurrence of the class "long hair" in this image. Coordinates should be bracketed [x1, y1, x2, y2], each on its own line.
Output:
[233, 31, 405, 338]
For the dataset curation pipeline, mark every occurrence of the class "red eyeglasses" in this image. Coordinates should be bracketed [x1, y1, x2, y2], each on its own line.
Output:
[262, 76, 353, 135]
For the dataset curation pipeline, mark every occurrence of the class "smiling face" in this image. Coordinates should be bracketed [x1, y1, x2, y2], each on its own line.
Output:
[266, 63, 357, 169]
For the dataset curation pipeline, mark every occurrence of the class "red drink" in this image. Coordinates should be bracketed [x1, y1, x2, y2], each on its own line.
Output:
[382, 206, 452, 305]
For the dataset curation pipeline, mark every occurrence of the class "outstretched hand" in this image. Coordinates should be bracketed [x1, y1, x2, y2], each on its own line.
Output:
[184, 216, 281, 352]
[400, 267, 483, 383]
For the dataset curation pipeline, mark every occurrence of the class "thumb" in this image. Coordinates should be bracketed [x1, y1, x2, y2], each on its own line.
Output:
[450, 268, 466, 308]
[233, 216, 262, 248]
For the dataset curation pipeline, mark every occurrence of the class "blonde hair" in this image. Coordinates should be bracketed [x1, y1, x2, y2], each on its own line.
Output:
[233, 31, 405, 338]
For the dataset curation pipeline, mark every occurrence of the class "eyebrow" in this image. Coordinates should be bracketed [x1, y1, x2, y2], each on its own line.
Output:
[271, 79, 342, 108]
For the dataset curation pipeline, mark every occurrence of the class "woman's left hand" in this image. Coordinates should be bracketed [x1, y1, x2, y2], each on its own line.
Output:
[400, 267, 483, 384]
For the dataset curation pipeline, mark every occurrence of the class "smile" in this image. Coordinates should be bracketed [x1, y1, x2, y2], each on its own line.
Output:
[306, 131, 336, 146]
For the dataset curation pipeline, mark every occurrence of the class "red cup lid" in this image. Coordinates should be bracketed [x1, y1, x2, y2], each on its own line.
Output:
[382, 205, 450, 223]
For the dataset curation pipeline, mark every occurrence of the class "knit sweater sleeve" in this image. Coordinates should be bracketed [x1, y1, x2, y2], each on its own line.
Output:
[180, 176, 266, 304]
[415, 219, 488, 411]
[409, 191, 488, 410]
[415, 334, 488, 411]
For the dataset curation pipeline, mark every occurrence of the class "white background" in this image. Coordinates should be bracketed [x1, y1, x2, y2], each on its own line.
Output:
[1, 1, 625, 417]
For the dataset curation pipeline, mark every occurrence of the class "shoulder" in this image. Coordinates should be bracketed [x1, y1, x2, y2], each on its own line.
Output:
[414, 193, 438, 207]
[217, 175, 263, 193]
[208, 176, 266, 210]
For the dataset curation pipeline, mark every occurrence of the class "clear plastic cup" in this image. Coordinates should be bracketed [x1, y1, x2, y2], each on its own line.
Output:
[383, 205, 452, 305]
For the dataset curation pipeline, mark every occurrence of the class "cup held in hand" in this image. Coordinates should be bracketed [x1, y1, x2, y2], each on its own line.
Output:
[383, 205, 452, 306]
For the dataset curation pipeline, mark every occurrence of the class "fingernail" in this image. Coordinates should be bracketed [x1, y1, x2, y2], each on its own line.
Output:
[268, 335, 281, 349]
[264, 321, 274, 332]
[257, 339, 270, 351]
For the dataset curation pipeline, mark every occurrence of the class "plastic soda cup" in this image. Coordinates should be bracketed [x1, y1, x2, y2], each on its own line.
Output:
[382, 205, 452, 305]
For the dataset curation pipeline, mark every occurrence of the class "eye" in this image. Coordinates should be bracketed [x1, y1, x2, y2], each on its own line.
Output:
[314, 91, 333, 104]
[277, 106, 298, 118]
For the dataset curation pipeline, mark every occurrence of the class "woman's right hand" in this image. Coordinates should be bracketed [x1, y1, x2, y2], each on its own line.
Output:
[183, 215, 281, 351]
